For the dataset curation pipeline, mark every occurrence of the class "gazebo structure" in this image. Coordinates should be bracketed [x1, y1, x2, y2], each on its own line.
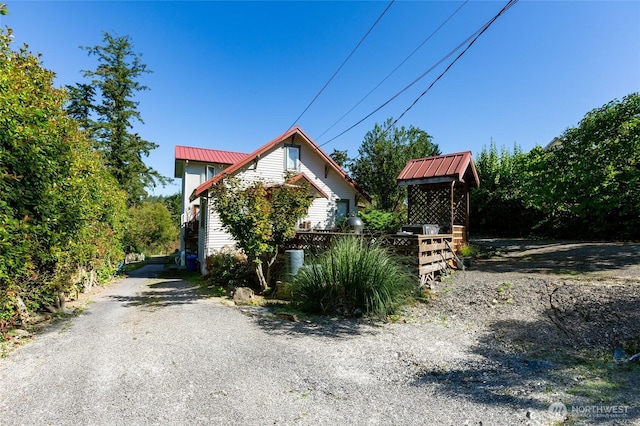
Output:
[397, 151, 480, 249]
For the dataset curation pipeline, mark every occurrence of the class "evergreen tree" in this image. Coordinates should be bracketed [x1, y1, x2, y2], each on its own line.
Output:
[67, 32, 167, 204]
[351, 118, 440, 212]
[329, 149, 350, 169]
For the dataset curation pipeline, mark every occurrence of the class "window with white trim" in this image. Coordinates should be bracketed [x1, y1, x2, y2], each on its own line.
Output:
[284, 145, 300, 172]
[206, 165, 219, 180]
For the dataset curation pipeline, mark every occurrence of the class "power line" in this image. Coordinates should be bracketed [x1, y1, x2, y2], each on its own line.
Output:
[320, 0, 519, 148]
[319, 25, 482, 147]
[287, 0, 395, 130]
[316, 0, 469, 142]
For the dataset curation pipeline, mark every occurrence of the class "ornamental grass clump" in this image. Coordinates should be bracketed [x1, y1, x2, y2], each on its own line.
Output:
[292, 237, 416, 319]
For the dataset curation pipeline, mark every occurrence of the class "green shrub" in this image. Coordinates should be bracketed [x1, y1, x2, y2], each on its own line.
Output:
[459, 243, 478, 257]
[359, 209, 402, 233]
[205, 248, 255, 288]
[292, 237, 416, 318]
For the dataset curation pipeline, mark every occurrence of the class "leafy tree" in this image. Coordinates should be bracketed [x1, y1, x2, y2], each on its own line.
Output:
[520, 93, 640, 238]
[67, 32, 167, 204]
[329, 149, 350, 169]
[163, 193, 182, 224]
[470, 141, 542, 236]
[1, 26, 127, 326]
[209, 177, 314, 292]
[144, 193, 181, 225]
[123, 201, 179, 255]
[351, 118, 440, 212]
[471, 94, 640, 239]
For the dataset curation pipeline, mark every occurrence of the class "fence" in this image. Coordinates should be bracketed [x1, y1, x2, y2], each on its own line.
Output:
[284, 228, 465, 284]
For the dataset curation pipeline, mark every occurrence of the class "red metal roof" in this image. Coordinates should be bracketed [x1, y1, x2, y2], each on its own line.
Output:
[175, 146, 249, 165]
[192, 126, 369, 201]
[397, 151, 480, 187]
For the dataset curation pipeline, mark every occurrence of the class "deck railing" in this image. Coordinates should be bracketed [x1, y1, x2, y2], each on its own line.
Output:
[285, 227, 466, 283]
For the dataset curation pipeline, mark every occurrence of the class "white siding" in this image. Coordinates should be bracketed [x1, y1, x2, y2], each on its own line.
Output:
[205, 208, 237, 253]
[197, 197, 207, 273]
[181, 162, 235, 218]
[237, 145, 284, 183]
[183, 163, 205, 215]
[200, 138, 361, 264]
[194, 196, 238, 274]
[220, 139, 359, 231]
[179, 160, 234, 267]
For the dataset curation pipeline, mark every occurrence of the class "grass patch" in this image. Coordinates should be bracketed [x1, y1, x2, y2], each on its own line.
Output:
[291, 237, 417, 319]
[558, 354, 640, 406]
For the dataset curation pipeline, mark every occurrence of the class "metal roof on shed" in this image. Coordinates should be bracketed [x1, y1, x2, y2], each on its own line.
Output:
[397, 151, 480, 187]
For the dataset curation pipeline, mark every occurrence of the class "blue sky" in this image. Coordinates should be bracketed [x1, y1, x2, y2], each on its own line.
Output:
[3, 1, 639, 196]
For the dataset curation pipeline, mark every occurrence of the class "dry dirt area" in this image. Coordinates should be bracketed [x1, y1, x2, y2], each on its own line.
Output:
[407, 239, 640, 420]
[429, 239, 640, 352]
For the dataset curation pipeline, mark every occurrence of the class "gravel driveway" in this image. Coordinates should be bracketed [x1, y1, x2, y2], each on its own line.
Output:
[0, 242, 637, 425]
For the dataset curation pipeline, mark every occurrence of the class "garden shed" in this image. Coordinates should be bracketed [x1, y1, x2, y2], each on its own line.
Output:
[397, 151, 480, 250]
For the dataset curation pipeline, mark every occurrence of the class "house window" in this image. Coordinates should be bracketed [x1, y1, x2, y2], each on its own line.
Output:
[285, 145, 300, 171]
[206, 165, 219, 180]
[200, 199, 206, 229]
[336, 200, 349, 222]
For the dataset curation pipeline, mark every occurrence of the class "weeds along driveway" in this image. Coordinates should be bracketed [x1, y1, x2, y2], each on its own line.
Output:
[0, 263, 625, 425]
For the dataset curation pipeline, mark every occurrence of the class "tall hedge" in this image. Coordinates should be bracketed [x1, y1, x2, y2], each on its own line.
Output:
[471, 94, 639, 240]
[0, 28, 127, 327]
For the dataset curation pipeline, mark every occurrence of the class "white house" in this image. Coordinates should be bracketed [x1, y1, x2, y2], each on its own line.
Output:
[178, 126, 368, 274]
[174, 145, 249, 264]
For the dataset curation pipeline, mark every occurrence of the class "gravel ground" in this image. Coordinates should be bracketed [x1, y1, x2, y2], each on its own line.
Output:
[0, 241, 638, 425]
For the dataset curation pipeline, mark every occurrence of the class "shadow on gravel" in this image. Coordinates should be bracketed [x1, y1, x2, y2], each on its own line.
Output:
[108, 279, 208, 309]
[250, 314, 381, 339]
[474, 241, 640, 275]
[412, 293, 640, 421]
[411, 347, 555, 413]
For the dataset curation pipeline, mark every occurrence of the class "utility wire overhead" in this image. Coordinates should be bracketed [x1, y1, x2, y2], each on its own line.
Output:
[319, 25, 482, 147]
[287, 0, 395, 130]
[321, 0, 520, 149]
[384, 0, 519, 140]
[316, 0, 469, 142]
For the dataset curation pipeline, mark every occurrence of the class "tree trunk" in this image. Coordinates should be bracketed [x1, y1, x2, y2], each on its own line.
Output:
[265, 251, 278, 293]
[255, 264, 268, 292]
[15, 295, 31, 326]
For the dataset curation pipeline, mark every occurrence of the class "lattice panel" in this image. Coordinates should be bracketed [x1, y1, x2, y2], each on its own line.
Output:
[408, 186, 449, 225]
[408, 185, 467, 228]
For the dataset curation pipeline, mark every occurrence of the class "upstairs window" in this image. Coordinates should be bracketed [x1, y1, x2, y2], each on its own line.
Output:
[285, 145, 300, 172]
[206, 165, 219, 180]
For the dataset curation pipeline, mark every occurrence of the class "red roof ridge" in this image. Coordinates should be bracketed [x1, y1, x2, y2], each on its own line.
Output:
[191, 126, 369, 201]
[397, 151, 479, 187]
[175, 145, 248, 161]
[407, 150, 473, 162]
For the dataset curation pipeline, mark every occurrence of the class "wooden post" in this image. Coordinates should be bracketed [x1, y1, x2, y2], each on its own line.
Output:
[465, 181, 470, 241]
[450, 180, 455, 234]
[407, 185, 413, 224]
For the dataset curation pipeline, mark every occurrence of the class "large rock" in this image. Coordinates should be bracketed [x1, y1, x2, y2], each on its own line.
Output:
[233, 287, 255, 305]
